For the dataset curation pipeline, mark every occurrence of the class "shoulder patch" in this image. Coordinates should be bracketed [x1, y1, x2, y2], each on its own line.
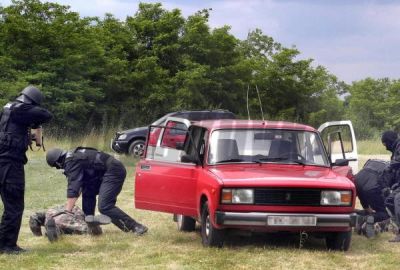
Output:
[66, 151, 74, 159]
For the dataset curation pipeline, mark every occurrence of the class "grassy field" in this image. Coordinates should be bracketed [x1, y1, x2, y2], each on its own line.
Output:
[0, 140, 399, 270]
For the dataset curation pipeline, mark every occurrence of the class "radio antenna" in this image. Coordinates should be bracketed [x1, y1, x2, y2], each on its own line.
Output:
[255, 85, 264, 121]
[246, 84, 251, 120]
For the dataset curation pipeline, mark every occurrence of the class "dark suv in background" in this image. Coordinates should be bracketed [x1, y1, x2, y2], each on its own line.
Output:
[111, 110, 236, 157]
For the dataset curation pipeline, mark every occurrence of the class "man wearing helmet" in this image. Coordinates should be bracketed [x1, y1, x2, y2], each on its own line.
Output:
[0, 85, 52, 254]
[46, 147, 148, 236]
[381, 130, 400, 242]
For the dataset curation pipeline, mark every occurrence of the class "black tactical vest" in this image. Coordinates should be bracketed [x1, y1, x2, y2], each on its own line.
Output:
[0, 102, 30, 162]
[65, 147, 113, 171]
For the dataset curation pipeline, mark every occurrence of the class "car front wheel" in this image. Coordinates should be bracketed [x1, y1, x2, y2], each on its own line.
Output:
[176, 214, 196, 232]
[325, 231, 352, 251]
[128, 140, 145, 158]
[201, 202, 224, 247]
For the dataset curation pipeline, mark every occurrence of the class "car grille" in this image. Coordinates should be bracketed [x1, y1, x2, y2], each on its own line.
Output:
[254, 188, 321, 206]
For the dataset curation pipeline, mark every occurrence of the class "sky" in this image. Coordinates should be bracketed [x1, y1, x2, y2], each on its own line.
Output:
[1, 0, 399, 83]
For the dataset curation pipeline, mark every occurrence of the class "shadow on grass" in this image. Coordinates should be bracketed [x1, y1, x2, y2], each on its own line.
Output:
[181, 226, 398, 253]
[223, 231, 328, 251]
[180, 225, 328, 251]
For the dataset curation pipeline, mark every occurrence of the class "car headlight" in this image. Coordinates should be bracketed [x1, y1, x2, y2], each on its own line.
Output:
[118, 134, 127, 140]
[320, 190, 352, 206]
[221, 189, 254, 204]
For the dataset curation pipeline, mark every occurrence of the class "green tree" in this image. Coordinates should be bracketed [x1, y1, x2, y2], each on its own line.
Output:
[237, 29, 345, 125]
[0, 0, 350, 136]
[0, 0, 104, 133]
[345, 78, 400, 138]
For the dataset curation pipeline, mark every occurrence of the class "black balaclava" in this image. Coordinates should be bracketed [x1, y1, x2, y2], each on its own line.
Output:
[381, 131, 398, 152]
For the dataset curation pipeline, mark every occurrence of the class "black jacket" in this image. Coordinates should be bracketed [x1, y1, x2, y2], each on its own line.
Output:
[62, 148, 113, 198]
[0, 101, 52, 164]
[382, 139, 400, 189]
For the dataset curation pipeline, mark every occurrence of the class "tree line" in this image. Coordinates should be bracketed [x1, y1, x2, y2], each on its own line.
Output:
[0, 0, 399, 139]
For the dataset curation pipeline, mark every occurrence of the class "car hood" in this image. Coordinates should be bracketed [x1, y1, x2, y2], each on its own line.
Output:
[120, 126, 148, 134]
[208, 164, 353, 189]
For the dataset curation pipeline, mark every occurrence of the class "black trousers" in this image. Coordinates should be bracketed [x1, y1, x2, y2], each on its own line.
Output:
[357, 186, 389, 222]
[85, 160, 138, 232]
[0, 161, 25, 248]
[386, 188, 400, 228]
[82, 195, 97, 216]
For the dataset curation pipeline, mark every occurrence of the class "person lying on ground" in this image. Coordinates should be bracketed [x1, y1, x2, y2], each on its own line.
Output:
[29, 204, 111, 242]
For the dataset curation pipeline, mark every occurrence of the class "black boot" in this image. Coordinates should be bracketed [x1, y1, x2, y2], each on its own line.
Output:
[29, 216, 43, 236]
[132, 223, 148, 235]
[45, 217, 60, 242]
[0, 245, 27, 255]
[87, 224, 103, 236]
[365, 215, 375, 238]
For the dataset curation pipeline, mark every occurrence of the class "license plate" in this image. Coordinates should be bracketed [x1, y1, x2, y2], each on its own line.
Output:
[267, 216, 317, 226]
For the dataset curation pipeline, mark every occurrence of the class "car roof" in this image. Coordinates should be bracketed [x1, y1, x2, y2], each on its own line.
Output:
[192, 119, 316, 132]
[172, 109, 232, 113]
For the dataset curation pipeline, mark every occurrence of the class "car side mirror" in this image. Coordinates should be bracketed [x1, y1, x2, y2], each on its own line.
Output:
[181, 154, 198, 164]
[332, 159, 349, 166]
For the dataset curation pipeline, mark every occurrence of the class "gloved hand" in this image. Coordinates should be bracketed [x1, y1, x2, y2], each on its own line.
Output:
[382, 187, 392, 198]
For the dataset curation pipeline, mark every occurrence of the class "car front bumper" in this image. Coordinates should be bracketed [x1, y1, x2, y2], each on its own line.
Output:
[111, 139, 129, 154]
[215, 211, 358, 228]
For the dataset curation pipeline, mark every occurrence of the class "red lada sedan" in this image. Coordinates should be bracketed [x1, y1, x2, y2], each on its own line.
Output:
[135, 118, 358, 251]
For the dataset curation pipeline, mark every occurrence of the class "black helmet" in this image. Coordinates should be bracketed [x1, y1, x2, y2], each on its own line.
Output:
[18, 85, 44, 105]
[46, 148, 66, 168]
[381, 130, 398, 152]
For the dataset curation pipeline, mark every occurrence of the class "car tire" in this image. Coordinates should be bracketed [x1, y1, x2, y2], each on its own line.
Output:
[128, 140, 145, 158]
[176, 214, 196, 232]
[201, 202, 224, 247]
[325, 231, 352, 251]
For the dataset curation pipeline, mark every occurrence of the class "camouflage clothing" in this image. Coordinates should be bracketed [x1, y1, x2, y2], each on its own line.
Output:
[30, 205, 88, 235]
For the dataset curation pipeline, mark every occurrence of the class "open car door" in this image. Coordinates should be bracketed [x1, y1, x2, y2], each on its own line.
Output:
[318, 120, 358, 173]
[135, 117, 199, 216]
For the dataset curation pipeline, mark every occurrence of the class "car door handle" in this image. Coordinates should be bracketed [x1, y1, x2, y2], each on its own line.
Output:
[141, 164, 151, 171]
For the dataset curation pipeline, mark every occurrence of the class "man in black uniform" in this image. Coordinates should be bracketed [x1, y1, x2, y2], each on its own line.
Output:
[0, 85, 52, 254]
[46, 147, 148, 235]
[355, 159, 390, 237]
[381, 130, 400, 242]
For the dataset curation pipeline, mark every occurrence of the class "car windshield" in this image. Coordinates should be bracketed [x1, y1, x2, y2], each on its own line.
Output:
[151, 113, 174, 126]
[208, 129, 330, 166]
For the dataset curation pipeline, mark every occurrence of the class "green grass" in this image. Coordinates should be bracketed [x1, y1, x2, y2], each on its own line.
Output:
[358, 140, 388, 155]
[0, 142, 399, 269]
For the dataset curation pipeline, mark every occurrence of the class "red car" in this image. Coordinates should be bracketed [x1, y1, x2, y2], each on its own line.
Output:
[135, 118, 358, 251]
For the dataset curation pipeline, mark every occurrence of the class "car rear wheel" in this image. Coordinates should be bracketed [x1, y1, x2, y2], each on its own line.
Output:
[325, 231, 352, 251]
[176, 214, 196, 232]
[128, 140, 145, 158]
[201, 202, 224, 247]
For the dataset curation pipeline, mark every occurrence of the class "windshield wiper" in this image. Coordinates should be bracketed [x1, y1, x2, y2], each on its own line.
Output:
[288, 159, 306, 166]
[217, 158, 244, 163]
[257, 157, 288, 162]
[258, 157, 306, 165]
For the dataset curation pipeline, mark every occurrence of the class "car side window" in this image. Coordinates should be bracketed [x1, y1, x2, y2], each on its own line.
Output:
[320, 125, 354, 154]
[185, 127, 208, 163]
[147, 120, 188, 163]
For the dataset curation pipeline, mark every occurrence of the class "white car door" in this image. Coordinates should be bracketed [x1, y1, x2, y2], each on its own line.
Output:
[318, 120, 358, 173]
